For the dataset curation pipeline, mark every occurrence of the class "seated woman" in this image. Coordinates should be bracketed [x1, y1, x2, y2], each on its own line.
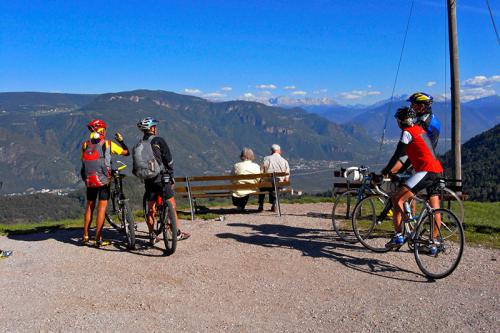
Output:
[231, 148, 261, 212]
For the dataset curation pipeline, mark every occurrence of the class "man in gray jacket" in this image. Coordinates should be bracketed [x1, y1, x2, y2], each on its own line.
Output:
[258, 144, 290, 212]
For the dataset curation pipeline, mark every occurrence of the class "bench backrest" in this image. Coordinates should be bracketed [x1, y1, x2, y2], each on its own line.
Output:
[174, 172, 290, 196]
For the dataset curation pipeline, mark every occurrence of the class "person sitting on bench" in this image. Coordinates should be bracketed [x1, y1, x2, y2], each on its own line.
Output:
[231, 148, 261, 213]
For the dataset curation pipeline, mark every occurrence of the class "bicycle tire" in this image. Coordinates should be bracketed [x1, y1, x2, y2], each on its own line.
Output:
[332, 190, 359, 243]
[105, 193, 122, 231]
[160, 200, 177, 255]
[414, 208, 464, 279]
[352, 194, 393, 253]
[121, 201, 136, 250]
[439, 187, 465, 223]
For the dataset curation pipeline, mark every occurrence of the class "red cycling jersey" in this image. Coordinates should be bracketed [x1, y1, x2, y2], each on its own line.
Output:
[403, 125, 443, 173]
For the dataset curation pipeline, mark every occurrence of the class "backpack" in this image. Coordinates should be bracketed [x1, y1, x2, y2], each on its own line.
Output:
[81, 140, 111, 188]
[132, 136, 164, 180]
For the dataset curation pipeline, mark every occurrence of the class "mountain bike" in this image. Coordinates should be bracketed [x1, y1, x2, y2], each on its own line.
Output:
[331, 167, 388, 243]
[105, 161, 136, 249]
[352, 175, 464, 279]
[143, 174, 177, 255]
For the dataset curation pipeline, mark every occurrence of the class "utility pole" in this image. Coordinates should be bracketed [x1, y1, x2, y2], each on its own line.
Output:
[447, 0, 462, 183]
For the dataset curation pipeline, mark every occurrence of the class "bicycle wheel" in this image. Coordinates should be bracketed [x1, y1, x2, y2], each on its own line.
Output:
[439, 187, 465, 223]
[121, 201, 136, 250]
[105, 193, 122, 231]
[160, 200, 177, 255]
[352, 194, 393, 253]
[414, 208, 464, 279]
[332, 190, 359, 243]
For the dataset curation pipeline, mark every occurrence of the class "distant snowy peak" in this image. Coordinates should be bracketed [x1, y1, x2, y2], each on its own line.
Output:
[268, 96, 338, 107]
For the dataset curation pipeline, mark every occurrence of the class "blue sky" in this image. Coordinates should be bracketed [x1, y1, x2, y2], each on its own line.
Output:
[1, 0, 499, 105]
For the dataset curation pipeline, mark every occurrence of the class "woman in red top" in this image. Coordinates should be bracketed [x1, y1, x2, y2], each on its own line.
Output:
[381, 107, 443, 248]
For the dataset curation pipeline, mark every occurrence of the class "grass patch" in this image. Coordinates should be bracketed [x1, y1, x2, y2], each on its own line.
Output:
[461, 201, 500, 248]
[0, 218, 82, 236]
[1, 199, 498, 248]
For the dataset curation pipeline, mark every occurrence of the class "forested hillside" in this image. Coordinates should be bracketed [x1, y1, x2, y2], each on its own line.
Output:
[442, 124, 500, 201]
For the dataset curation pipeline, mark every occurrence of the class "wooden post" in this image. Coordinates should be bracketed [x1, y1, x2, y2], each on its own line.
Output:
[272, 172, 281, 217]
[186, 177, 195, 221]
[447, 0, 462, 186]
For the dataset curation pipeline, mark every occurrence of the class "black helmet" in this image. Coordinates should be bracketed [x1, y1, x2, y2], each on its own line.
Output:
[394, 107, 417, 128]
[406, 92, 433, 105]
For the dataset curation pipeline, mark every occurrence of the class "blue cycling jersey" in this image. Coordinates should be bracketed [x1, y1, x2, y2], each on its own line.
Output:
[419, 113, 441, 149]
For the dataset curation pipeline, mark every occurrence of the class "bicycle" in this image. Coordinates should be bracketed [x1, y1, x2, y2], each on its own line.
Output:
[143, 174, 178, 255]
[105, 161, 136, 249]
[331, 167, 385, 243]
[352, 175, 464, 279]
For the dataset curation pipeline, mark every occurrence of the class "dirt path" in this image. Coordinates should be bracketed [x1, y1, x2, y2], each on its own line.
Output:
[1, 203, 498, 332]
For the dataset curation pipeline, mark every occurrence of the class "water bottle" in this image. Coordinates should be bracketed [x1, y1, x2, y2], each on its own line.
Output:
[404, 201, 413, 220]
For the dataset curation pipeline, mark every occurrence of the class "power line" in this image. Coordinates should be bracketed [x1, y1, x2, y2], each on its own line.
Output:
[486, 0, 500, 46]
[378, 0, 415, 157]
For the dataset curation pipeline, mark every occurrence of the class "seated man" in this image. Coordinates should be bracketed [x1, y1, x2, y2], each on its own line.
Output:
[381, 107, 443, 252]
[231, 148, 261, 212]
[258, 144, 290, 212]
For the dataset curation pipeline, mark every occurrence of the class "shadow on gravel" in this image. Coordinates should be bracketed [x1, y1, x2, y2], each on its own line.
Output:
[217, 223, 434, 283]
[6, 227, 170, 257]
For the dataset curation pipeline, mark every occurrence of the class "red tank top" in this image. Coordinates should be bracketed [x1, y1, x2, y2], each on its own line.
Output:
[403, 125, 443, 173]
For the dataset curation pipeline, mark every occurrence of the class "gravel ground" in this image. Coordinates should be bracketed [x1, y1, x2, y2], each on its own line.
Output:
[0, 203, 498, 332]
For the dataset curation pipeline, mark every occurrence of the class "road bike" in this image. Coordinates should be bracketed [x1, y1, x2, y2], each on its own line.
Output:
[332, 168, 464, 244]
[331, 167, 385, 243]
[105, 161, 136, 249]
[352, 175, 464, 279]
[143, 174, 177, 255]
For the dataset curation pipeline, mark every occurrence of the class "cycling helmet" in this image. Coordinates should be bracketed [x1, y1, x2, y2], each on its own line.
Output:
[137, 117, 159, 131]
[87, 119, 107, 132]
[406, 92, 433, 105]
[394, 107, 417, 128]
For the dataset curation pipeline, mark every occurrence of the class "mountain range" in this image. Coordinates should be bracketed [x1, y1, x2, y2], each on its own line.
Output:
[293, 95, 500, 151]
[1, 90, 498, 193]
[0, 90, 377, 193]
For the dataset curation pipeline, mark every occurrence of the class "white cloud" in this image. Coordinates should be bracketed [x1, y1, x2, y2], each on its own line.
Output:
[313, 89, 328, 95]
[203, 92, 226, 99]
[184, 88, 202, 94]
[460, 87, 496, 102]
[243, 92, 255, 98]
[338, 90, 381, 100]
[283, 85, 296, 90]
[292, 90, 307, 96]
[367, 85, 373, 89]
[220, 86, 232, 91]
[256, 84, 277, 89]
[426, 81, 437, 87]
[463, 75, 500, 87]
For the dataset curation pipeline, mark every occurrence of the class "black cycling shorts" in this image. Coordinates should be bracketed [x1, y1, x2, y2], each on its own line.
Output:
[86, 185, 111, 201]
[144, 180, 174, 202]
[403, 171, 440, 196]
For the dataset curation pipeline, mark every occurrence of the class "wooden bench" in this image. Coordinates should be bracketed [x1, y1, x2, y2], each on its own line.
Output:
[174, 172, 291, 220]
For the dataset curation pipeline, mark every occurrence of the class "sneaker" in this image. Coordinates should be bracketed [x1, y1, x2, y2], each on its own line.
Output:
[257, 205, 264, 212]
[94, 239, 111, 248]
[177, 230, 191, 241]
[385, 233, 405, 249]
[81, 235, 90, 246]
[149, 233, 160, 246]
[426, 240, 441, 256]
[0, 250, 13, 259]
[270, 205, 277, 212]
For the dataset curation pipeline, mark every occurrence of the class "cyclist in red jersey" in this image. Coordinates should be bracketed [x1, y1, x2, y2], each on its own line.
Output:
[81, 119, 130, 247]
[381, 107, 443, 248]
